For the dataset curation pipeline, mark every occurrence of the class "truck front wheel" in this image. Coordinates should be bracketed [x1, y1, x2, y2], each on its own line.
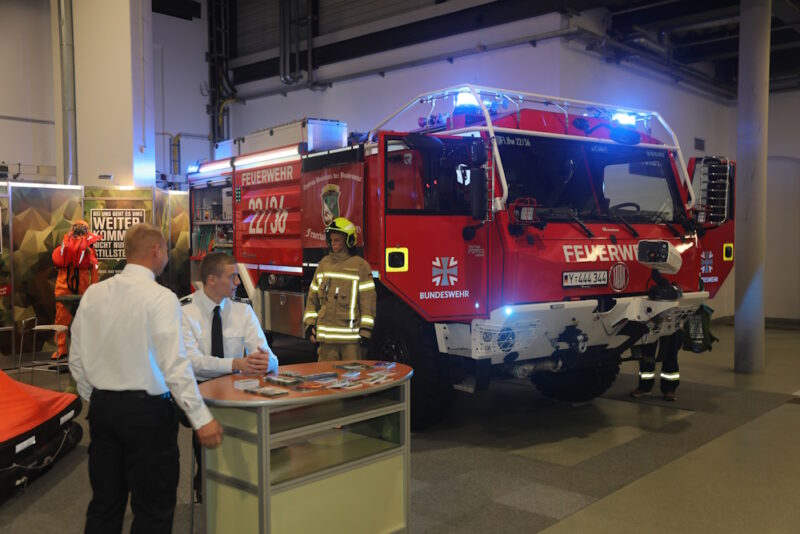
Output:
[368, 300, 452, 428]
[532, 361, 620, 403]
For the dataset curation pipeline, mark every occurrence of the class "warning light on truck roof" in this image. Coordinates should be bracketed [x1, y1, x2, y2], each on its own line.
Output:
[455, 91, 480, 108]
[612, 112, 637, 126]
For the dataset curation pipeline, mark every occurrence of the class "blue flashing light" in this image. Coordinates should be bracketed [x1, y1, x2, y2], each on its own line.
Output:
[504, 306, 513, 316]
[612, 112, 637, 126]
[455, 91, 479, 108]
[186, 164, 200, 174]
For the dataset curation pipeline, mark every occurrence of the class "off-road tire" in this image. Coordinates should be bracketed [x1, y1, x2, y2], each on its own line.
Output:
[368, 299, 452, 428]
[532, 361, 620, 403]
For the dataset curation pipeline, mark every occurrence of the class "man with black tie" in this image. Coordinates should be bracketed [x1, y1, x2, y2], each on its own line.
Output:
[180, 252, 278, 500]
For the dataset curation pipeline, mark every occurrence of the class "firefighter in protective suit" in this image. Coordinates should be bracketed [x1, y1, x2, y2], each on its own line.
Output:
[51, 219, 101, 360]
[303, 217, 376, 361]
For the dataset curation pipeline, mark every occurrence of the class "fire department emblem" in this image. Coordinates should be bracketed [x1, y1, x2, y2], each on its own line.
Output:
[609, 262, 629, 292]
[432, 257, 458, 287]
[321, 183, 341, 225]
[701, 250, 713, 274]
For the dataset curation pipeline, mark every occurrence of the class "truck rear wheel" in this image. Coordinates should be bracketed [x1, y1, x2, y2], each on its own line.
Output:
[368, 300, 452, 428]
[532, 361, 620, 403]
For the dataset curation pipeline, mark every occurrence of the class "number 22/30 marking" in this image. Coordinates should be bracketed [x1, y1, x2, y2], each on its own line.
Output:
[247, 196, 287, 235]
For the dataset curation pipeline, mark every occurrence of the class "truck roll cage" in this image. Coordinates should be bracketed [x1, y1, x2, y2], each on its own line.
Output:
[366, 84, 696, 214]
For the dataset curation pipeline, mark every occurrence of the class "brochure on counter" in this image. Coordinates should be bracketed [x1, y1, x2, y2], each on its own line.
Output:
[234, 361, 398, 396]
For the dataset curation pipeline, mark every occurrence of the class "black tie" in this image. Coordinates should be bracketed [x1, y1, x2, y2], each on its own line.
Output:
[211, 305, 224, 358]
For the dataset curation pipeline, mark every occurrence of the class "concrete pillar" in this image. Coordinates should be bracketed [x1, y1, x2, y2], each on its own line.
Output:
[51, 0, 78, 185]
[734, 0, 770, 373]
[67, 0, 156, 186]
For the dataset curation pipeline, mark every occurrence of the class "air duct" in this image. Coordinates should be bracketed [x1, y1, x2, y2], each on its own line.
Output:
[57, 0, 78, 185]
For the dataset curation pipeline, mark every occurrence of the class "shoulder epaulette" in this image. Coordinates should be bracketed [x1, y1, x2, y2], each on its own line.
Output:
[231, 296, 251, 304]
[179, 296, 192, 306]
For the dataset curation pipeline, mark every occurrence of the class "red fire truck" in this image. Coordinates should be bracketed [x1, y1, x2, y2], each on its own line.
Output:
[188, 85, 734, 427]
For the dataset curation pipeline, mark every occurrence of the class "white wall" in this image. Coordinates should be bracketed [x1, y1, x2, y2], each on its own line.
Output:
[72, 0, 159, 186]
[765, 90, 800, 320]
[230, 14, 564, 136]
[0, 0, 55, 169]
[152, 7, 212, 175]
[767, 91, 800, 158]
[232, 41, 561, 137]
[558, 44, 737, 160]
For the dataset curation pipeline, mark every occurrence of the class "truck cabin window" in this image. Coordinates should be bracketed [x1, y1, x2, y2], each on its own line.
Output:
[497, 134, 684, 224]
[386, 138, 475, 215]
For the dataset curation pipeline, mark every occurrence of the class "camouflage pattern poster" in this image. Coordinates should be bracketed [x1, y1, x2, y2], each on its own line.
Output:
[166, 191, 191, 297]
[0, 186, 11, 356]
[11, 184, 83, 354]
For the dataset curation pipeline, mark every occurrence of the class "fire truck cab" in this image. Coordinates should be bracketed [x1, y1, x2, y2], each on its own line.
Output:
[188, 85, 735, 427]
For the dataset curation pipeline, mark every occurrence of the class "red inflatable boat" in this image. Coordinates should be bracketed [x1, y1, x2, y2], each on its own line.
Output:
[0, 370, 83, 502]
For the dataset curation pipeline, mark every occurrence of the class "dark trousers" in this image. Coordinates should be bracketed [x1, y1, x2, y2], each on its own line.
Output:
[85, 390, 179, 534]
[637, 330, 682, 394]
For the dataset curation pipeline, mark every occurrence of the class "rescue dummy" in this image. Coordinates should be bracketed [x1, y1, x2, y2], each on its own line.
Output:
[303, 217, 376, 361]
[51, 220, 101, 360]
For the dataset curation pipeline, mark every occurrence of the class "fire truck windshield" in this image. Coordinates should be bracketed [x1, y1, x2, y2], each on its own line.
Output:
[497, 133, 685, 224]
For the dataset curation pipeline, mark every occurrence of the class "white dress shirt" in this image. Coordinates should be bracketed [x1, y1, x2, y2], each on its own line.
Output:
[180, 289, 278, 379]
[69, 264, 212, 430]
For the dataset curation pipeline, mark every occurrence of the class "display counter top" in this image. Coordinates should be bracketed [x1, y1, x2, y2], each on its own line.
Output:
[198, 360, 413, 409]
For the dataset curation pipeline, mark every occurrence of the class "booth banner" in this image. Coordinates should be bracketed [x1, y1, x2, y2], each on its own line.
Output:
[11, 185, 83, 338]
[300, 162, 364, 248]
[90, 209, 146, 260]
[0, 192, 10, 341]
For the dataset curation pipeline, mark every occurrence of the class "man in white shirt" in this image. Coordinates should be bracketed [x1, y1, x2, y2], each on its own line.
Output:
[180, 252, 278, 502]
[181, 252, 278, 378]
[70, 223, 222, 534]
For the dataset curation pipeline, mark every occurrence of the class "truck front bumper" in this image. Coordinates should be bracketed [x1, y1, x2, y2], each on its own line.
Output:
[434, 291, 708, 365]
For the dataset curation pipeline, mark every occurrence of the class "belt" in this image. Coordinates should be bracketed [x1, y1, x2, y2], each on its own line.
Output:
[92, 389, 171, 400]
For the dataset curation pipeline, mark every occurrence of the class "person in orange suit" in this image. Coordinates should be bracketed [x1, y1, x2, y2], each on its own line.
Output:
[51, 220, 101, 360]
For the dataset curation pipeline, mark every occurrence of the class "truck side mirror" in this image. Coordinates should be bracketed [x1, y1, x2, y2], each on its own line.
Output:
[470, 139, 488, 166]
[471, 167, 487, 221]
[690, 157, 734, 225]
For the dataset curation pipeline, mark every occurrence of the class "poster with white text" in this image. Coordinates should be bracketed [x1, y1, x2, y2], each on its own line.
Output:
[90, 209, 145, 260]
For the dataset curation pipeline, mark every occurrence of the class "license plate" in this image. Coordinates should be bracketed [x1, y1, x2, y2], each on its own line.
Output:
[562, 270, 608, 287]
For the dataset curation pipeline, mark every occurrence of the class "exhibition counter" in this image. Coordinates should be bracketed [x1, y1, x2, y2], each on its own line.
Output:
[198, 360, 413, 533]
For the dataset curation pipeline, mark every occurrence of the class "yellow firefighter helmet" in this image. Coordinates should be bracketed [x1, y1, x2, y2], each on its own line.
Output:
[325, 217, 357, 248]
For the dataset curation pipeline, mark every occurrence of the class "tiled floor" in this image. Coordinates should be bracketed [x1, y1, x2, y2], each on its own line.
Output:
[409, 324, 800, 533]
[2, 325, 799, 533]
[541, 403, 800, 533]
[538, 326, 800, 533]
